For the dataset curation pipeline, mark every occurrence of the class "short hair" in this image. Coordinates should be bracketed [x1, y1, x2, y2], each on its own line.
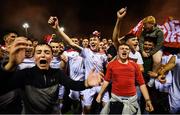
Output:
[144, 36, 157, 44]
[118, 43, 130, 49]
[123, 33, 137, 42]
[34, 43, 53, 55]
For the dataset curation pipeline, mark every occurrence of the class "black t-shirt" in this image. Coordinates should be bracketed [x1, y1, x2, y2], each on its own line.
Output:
[107, 45, 117, 61]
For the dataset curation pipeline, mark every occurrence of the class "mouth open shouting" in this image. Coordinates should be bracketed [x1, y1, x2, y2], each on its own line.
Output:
[37, 59, 49, 70]
[90, 43, 97, 51]
[40, 59, 47, 64]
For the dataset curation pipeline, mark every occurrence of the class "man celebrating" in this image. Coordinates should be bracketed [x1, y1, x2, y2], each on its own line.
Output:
[0, 37, 103, 114]
[96, 43, 154, 114]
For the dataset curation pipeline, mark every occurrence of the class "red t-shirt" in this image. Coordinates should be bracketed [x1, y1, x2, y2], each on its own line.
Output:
[104, 60, 145, 96]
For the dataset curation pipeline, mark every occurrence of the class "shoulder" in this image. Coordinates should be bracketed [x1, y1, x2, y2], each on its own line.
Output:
[129, 60, 138, 67]
[154, 27, 163, 33]
[108, 60, 118, 66]
[81, 48, 90, 56]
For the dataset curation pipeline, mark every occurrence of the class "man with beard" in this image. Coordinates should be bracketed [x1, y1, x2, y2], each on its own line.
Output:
[0, 37, 103, 114]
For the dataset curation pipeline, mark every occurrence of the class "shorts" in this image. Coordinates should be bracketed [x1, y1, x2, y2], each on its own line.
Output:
[82, 86, 109, 106]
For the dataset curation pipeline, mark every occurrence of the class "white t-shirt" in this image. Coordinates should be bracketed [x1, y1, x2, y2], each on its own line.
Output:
[81, 48, 107, 79]
[63, 49, 85, 81]
[19, 58, 35, 70]
[129, 51, 144, 64]
[169, 54, 180, 113]
[50, 57, 61, 69]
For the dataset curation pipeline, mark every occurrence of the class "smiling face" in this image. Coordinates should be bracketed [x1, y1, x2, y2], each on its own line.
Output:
[143, 41, 154, 53]
[89, 36, 100, 52]
[34, 44, 53, 70]
[117, 44, 130, 62]
[50, 42, 60, 57]
[25, 40, 34, 58]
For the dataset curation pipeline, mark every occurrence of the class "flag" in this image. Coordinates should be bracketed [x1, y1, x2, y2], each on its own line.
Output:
[129, 17, 180, 48]
[128, 20, 143, 37]
[43, 34, 56, 44]
[158, 18, 180, 48]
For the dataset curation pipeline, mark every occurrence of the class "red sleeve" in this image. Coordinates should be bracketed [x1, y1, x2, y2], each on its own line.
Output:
[134, 62, 145, 86]
[104, 62, 112, 82]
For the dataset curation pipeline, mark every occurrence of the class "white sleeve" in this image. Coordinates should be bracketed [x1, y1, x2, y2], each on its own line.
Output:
[136, 52, 144, 64]
[80, 48, 87, 58]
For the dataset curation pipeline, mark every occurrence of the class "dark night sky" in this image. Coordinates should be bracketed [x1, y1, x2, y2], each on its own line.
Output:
[0, 0, 180, 43]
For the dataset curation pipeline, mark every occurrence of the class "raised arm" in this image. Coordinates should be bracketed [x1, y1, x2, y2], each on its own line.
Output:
[48, 16, 82, 50]
[112, 7, 127, 50]
[0, 37, 28, 94]
[5, 37, 27, 71]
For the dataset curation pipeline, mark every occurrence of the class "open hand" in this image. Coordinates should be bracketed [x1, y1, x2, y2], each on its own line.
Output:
[86, 69, 104, 87]
[5, 37, 28, 71]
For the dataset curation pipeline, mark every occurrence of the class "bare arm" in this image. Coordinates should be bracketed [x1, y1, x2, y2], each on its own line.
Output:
[148, 55, 176, 80]
[96, 80, 109, 103]
[112, 8, 127, 50]
[140, 84, 154, 112]
[158, 55, 176, 75]
[138, 64, 144, 72]
[48, 17, 82, 50]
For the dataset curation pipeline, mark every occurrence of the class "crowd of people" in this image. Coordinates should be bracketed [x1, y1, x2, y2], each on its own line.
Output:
[0, 7, 180, 114]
